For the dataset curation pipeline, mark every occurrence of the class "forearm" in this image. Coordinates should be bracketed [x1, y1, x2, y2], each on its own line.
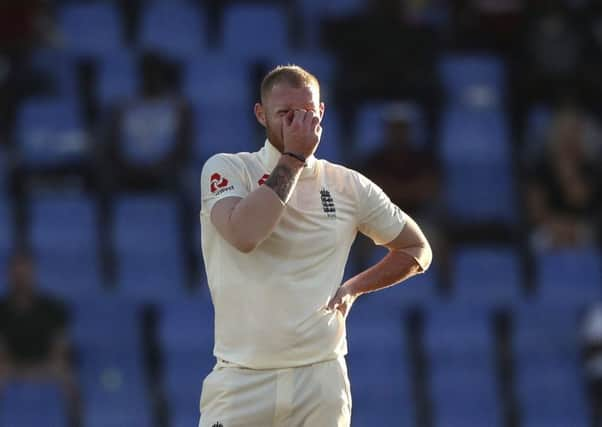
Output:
[217, 155, 304, 252]
[346, 249, 424, 297]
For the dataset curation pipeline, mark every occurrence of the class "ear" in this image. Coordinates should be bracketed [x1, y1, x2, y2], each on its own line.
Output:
[319, 102, 325, 121]
[254, 103, 266, 127]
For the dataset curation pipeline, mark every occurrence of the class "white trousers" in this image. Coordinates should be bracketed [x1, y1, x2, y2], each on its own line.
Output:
[198, 357, 352, 427]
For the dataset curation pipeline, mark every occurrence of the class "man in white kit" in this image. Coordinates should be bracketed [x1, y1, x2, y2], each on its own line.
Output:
[199, 65, 432, 427]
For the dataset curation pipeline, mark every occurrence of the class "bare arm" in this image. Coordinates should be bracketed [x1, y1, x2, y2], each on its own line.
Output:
[210, 109, 321, 253]
[327, 215, 432, 315]
[210, 155, 304, 252]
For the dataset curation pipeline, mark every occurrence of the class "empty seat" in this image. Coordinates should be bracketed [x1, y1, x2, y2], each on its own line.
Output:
[119, 98, 184, 167]
[184, 55, 251, 109]
[534, 248, 602, 306]
[29, 194, 102, 299]
[72, 296, 152, 426]
[58, 2, 123, 58]
[451, 246, 522, 306]
[439, 54, 506, 110]
[0, 381, 68, 427]
[97, 52, 138, 110]
[423, 303, 493, 364]
[346, 296, 415, 426]
[138, 0, 207, 60]
[221, 4, 290, 62]
[15, 97, 89, 169]
[440, 108, 516, 224]
[113, 195, 186, 302]
[193, 104, 259, 163]
[512, 302, 588, 427]
[159, 297, 215, 426]
[430, 368, 502, 427]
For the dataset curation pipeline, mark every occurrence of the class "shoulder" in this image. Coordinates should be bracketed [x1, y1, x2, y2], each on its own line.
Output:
[321, 159, 373, 185]
[201, 152, 255, 175]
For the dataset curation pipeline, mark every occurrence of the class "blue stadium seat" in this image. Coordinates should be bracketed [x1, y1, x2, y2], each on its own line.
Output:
[430, 368, 502, 427]
[97, 52, 138, 111]
[440, 108, 516, 224]
[512, 302, 581, 363]
[193, 104, 259, 163]
[221, 4, 291, 63]
[451, 246, 522, 306]
[28, 48, 79, 97]
[346, 297, 415, 426]
[159, 297, 215, 427]
[114, 195, 187, 303]
[138, 0, 207, 61]
[516, 357, 589, 427]
[15, 97, 88, 169]
[0, 381, 68, 427]
[184, 55, 251, 109]
[512, 302, 587, 427]
[58, 2, 123, 58]
[353, 101, 427, 156]
[80, 352, 153, 427]
[72, 296, 152, 426]
[71, 296, 144, 355]
[29, 194, 103, 299]
[439, 54, 506, 110]
[158, 296, 214, 352]
[119, 99, 183, 167]
[423, 303, 493, 365]
[534, 248, 602, 306]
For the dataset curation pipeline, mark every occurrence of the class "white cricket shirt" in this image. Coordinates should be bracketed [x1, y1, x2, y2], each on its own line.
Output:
[200, 140, 406, 369]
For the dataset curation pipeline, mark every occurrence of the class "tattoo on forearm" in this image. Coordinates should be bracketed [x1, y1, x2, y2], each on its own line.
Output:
[265, 164, 296, 202]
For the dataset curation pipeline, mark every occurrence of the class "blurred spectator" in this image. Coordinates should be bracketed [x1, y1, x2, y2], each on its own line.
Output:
[322, 1, 441, 131]
[359, 106, 440, 216]
[450, 0, 525, 53]
[525, 107, 602, 251]
[0, 252, 77, 403]
[0, 1, 55, 54]
[356, 106, 445, 272]
[581, 302, 602, 426]
[513, 2, 584, 112]
[104, 52, 192, 191]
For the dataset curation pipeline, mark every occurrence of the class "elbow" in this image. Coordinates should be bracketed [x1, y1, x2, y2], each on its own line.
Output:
[419, 242, 433, 272]
[232, 237, 259, 254]
[233, 241, 257, 254]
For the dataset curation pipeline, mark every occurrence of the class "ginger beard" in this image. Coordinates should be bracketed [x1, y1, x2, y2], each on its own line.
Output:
[255, 83, 324, 153]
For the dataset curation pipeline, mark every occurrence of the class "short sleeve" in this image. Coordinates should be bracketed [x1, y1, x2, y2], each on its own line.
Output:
[355, 172, 406, 245]
[201, 154, 250, 215]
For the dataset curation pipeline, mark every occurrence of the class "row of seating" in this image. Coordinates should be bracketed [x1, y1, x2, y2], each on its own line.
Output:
[1, 189, 600, 304]
[54, 0, 372, 60]
[0, 291, 591, 427]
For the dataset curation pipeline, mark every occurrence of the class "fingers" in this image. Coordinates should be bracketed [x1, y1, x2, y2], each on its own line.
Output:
[285, 110, 295, 126]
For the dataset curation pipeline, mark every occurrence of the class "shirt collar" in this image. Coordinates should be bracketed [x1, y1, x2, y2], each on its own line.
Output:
[258, 140, 318, 178]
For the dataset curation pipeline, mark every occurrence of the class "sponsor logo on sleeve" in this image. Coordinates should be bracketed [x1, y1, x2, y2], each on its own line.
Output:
[258, 174, 270, 186]
[210, 173, 234, 195]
